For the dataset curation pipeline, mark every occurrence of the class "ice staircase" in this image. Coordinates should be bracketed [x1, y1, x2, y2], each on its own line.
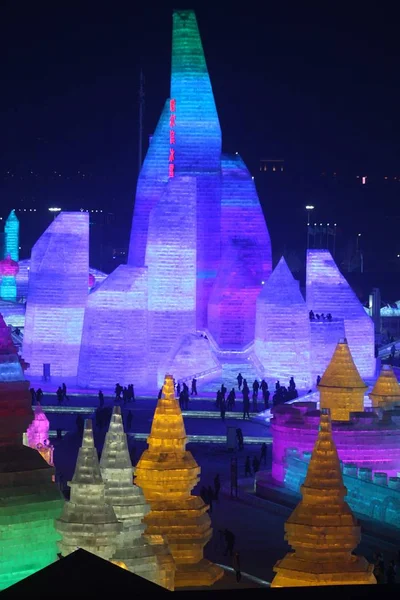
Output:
[197, 329, 264, 392]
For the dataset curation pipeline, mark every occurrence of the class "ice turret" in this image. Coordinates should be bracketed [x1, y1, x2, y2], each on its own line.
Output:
[56, 420, 120, 560]
[271, 409, 376, 587]
[135, 374, 223, 587]
[100, 407, 175, 590]
[318, 339, 367, 421]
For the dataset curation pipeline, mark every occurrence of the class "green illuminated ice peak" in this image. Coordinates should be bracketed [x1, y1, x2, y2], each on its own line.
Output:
[170, 9, 221, 171]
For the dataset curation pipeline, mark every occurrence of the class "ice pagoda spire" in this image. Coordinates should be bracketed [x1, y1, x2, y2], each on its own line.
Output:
[100, 406, 175, 590]
[318, 338, 367, 420]
[271, 409, 376, 587]
[135, 374, 223, 588]
[56, 420, 120, 560]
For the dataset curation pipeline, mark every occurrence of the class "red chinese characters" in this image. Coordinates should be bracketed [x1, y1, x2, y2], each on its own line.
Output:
[169, 99, 176, 177]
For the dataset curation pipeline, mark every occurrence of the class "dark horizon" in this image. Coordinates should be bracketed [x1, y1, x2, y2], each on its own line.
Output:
[1, 2, 400, 287]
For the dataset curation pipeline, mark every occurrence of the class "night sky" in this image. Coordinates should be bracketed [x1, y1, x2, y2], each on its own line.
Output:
[1, 2, 400, 282]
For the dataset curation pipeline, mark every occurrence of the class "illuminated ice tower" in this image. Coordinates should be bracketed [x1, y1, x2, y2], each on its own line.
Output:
[4, 209, 19, 262]
[126, 9, 271, 381]
[135, 374, 223, 588]
[0, 313, 62, 591]
[100, 406, 175, 590]
[271, 409, 376, 587]
[56, 420, 120, 559]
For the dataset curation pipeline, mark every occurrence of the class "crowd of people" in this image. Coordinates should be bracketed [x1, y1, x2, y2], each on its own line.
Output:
[309, 310, 333, 321]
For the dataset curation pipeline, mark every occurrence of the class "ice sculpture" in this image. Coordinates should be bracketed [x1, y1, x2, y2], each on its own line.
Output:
[4, 210, 19, 262]
[271, 409, 376, 587]
[23, 212, 89, 378]
[25, 403, 54, 466]
[369, 365, 400, 409]
[135, 374, 223, 587]
[126, 9, 271, 362]
[77, 265, 148, 388]
[306, 249, 375, 378]
[318, 339, 366, 421]
[56, 420, 120, 560]
[0, 314, 62, 591]
[254, 256, 311, 386]
[100, 406, 175, 590]
[0, 255, 19, 302]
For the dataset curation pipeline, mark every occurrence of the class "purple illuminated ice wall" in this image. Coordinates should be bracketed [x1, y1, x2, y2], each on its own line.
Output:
[254, 257, 310, 386]
[208, 154, 272, 348]
[23, 213, 89, 378]
[306, 250, 375, 378]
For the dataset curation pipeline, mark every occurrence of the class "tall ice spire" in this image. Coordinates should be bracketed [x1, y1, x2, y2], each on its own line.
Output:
[100, 406, 175, 590]
[271, 409, 376, 587]
[171, 9, 221, 172]
[56, 420, 120, 560]
[135, 374, 223, 588]
[318, 338, 367, 420]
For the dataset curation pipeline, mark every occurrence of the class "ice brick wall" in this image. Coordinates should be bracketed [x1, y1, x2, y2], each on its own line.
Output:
[23, 212, 89, 378]
[208, 154, 272, 348]
[254, 257, 311, 386]
[284, 451, 400, 530]
[306, 250, 375, 378]
[271, 403, 400, 483]
[145, 176, 197, 387]
[77, 265, 148, 389]
[128, 102, 170, 267]
[310, 318, 346, 383]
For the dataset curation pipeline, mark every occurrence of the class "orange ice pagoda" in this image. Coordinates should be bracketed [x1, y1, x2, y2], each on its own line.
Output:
[271, 408, 376, 587]
[134, 374, 223, 588]
[369, 364, 400, 409]
[318, 338, 367, 421]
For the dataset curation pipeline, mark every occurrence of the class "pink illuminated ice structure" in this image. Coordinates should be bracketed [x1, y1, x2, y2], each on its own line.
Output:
[26, 403, 54, 466]
[0, 254, 19, 302]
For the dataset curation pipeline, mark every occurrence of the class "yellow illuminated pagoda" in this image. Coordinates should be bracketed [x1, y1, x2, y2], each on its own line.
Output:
[134, 374, 223, 588]
[369, 365, 400, 409]
[318, 338, 367, 420]
[271, 408, 376, 587]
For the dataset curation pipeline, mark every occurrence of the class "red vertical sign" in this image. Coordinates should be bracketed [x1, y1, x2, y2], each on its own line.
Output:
[169, 99, 176, 177]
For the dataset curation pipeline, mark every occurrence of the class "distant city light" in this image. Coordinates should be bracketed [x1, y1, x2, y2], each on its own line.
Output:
[48, 207, 61, 212]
